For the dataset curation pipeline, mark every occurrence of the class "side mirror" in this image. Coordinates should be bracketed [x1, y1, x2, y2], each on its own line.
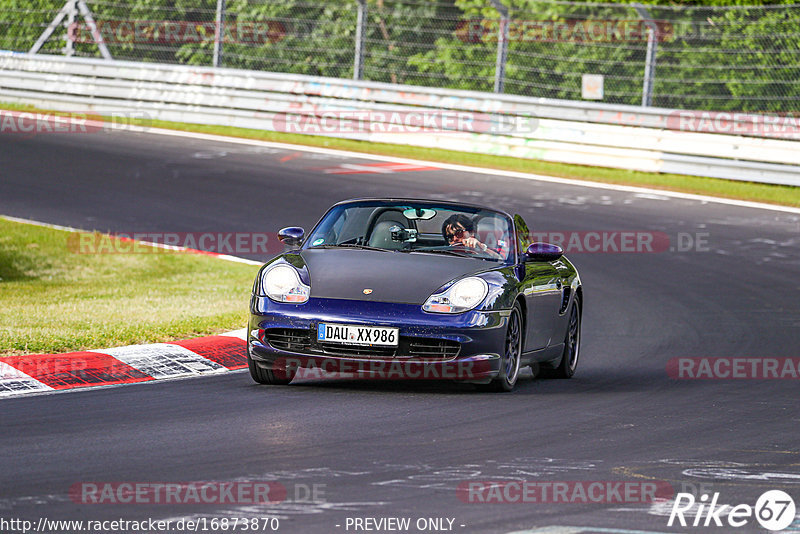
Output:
[525, 242, 563, 262]
[278, 227, 304, 247]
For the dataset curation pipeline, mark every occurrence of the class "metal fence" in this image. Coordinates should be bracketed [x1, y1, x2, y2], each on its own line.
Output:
[2, 0, 799, 113]
[3, 54, 799, 186]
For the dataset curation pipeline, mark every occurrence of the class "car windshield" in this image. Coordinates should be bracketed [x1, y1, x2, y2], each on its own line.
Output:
[305, 201, 513, 262]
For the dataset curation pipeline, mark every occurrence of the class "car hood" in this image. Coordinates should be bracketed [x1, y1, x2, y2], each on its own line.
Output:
[300, 248, 488, 304]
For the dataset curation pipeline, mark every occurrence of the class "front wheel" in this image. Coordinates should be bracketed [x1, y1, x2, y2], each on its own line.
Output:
[542, 298, 581, 379]
[248, 350, 295, 385]
[482, 302, 523, 392]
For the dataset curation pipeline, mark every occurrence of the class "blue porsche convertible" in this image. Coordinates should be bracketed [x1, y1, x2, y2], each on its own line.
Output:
[247, 198, 582, 391]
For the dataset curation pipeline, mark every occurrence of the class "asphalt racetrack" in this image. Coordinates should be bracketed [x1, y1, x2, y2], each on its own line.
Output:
[1, 128, 799, 534]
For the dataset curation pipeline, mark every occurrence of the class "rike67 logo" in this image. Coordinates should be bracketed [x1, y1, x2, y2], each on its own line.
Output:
[668, 490, 796, 531]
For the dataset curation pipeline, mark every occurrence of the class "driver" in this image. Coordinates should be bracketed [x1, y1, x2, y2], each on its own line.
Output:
[441, 214, 503, 258]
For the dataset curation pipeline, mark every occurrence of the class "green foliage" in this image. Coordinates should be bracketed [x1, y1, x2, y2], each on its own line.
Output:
[1, 0, 798, 111]
[0, 0, 64, 54]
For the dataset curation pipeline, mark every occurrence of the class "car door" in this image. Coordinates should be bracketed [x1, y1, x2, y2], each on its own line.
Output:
[514, 215, 563, 351]
[521, 263, 563, 349]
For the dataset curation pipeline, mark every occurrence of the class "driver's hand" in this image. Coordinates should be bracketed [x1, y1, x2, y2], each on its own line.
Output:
[462, 237, 486, 251]
[460, 237, 503, 258]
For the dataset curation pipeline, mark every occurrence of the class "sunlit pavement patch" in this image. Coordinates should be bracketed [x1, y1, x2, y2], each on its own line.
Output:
[0, 329, 247, 399]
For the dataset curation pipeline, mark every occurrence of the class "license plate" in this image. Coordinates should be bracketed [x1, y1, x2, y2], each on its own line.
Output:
[317, 323, 399, 347]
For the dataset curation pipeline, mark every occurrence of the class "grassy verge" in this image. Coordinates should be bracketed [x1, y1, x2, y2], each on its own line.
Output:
[0, 218, 259, 356]
[2, 102, 799, 207]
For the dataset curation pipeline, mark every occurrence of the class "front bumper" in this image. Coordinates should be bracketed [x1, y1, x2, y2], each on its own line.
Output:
[248, 296, 508, 382]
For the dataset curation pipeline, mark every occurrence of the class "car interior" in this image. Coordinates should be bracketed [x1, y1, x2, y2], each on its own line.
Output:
[309, 205, 511, 261]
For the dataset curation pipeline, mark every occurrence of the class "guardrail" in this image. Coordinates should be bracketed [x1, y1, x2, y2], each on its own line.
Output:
[1, 53, 799, 186]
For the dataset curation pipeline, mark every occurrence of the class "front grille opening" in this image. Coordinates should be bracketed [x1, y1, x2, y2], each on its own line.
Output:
[263, 327, 460, 361]
[264, 328, 311, 351]
[406, 338, 460, 359]
[317, 342, 397, 358]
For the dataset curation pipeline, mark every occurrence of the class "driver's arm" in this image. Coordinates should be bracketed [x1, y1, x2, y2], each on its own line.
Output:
[463, 237, 503, 258]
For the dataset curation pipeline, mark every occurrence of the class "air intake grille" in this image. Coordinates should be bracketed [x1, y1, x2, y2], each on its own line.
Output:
[316, 342, 396, 358]
[264, 328, 311, 351]
[560, 287, 571, 314]
[263, 328, 460, 360]
[406, 339, 460, 359]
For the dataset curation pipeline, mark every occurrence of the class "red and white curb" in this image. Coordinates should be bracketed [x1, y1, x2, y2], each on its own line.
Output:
[0, 329, 249, 399]
[1, 215, 263, 400]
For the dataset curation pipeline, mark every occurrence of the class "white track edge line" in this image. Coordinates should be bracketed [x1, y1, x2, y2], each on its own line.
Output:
[116, 123, 800, 216]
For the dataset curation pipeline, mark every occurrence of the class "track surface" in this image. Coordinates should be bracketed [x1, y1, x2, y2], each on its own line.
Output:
[2, 129, 800, 534]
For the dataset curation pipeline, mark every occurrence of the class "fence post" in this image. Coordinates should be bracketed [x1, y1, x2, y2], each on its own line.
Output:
[76, 1, 112, 60]
[30, 0, 112, 59]
[213, 0, 226, 68]
[64, 0, 77, 57]
[633, 3, 658, 107]
[489, 0, 509, 93]
[354, 0, 367, 80]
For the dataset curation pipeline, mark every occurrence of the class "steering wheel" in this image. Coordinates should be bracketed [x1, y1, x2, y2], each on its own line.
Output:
[450, 243, 483, 255]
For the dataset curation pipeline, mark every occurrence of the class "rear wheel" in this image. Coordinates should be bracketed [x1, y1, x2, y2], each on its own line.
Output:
[542, 298, 581, 379]
[248, 350, 295, 385]
[482, 302, 523, 392]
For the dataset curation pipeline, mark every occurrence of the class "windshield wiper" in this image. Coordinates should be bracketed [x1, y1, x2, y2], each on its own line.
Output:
[312, 243, 391, 252]
[408, 247, 498, 260]
[408, 247, 471, 257]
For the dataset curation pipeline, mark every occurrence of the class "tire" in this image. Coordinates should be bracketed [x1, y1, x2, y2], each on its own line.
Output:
[247, 350, 295, 385]
[482, 302, 523, 392]
[542, 297, 581, 379]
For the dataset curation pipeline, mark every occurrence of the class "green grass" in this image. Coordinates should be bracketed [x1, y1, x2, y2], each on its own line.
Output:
[2, 102, 798, 207]
[0, 218, 259, 356]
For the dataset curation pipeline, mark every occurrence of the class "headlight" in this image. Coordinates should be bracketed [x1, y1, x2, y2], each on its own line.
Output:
[260, 264, 310, 303]
[423, 277, 488, 314]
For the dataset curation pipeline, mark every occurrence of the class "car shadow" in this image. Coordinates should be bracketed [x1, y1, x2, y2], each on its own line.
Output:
[268, 365, 730, 395]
